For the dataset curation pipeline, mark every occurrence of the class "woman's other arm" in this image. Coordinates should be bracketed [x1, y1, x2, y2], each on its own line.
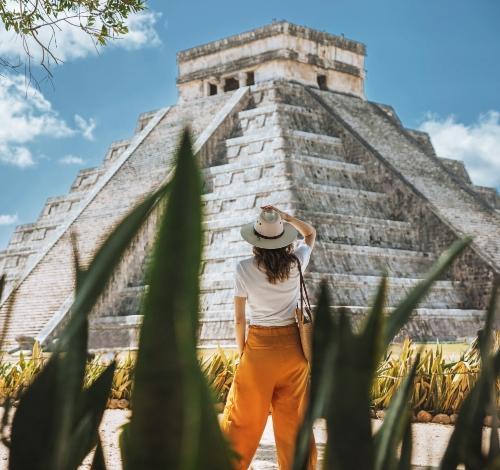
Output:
[234, 296, 247, 354]
[261, 205, 316, 249]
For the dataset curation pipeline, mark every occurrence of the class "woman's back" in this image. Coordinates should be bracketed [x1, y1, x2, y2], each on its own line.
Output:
[234, 240, 312, 326]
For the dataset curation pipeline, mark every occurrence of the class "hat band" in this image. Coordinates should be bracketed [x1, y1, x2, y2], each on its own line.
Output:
[253, 228, 285, 240]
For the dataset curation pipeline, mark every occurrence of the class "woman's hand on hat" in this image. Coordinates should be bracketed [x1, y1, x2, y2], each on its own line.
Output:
[261, 205, 291, 222]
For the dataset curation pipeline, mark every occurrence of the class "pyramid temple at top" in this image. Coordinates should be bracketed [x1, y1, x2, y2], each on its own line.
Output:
[1, 21, 499, 353]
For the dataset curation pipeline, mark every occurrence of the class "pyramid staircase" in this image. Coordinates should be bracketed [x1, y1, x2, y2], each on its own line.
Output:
[0, 89, 249, 351]
[0, 80, 498, 352]
[196, 81, 499, 347]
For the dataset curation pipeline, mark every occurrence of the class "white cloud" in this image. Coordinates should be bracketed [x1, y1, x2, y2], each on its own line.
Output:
[0, 10, 161, 64]
[0, 145, 34, 167]
[0, 74, 72, 167]
[59, 155, 85, 165]
[419, 111, 500, 189]
[0, 74, 96, 167]
[75, 114, 96, 141]
[114, 11, 162, 50]
[0, 213, 19, 225]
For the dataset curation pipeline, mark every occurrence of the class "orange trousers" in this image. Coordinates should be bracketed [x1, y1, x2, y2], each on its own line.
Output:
[220, 323, 318, 469]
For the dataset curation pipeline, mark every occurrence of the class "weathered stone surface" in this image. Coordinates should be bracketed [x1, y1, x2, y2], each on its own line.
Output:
[177, 21, 365, 102]
[0, 23, 498, 353]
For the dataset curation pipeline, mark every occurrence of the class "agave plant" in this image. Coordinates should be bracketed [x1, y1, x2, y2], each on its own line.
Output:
[293, 275, 499, 470]
[119, 129, 235, 470]
[0, 123, 498, 470]
[292, 241, 500, 470]
[200, 347, 239, 404]
[0, 122, 177, 469]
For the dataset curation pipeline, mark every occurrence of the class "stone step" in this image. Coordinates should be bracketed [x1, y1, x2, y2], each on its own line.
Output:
[238, 103, 312, 120]
[293, 154, 364, 172]
[203, 152, 366, 192]
[69, 166, 107, 193]
[304, 182, 387, 200]
[201, 242, 436, 278]
[0, 246, 37, 283]
[238, 103, 338, 138]
[296, 185, 392, 219]
[290, 155, 383, 192]
[310, 242, 436, 277]
[226, 128, 342, 148]
[201, 178, 390, 219]
[285, 130, 346, 156]
[204, 209, 418, 250]
[199, 274, 468, 310]
[225, 128, 346, 163]
[315, 90, 500, 267]
[96, 286, 146, 317]
[4, 221, 59, 251]
[196, 307, 484, 345]
[304, 212, 418, 250]
[89, 314, 142, 351]
[200, 306, 484, 320]
[37, 193, 86, 222]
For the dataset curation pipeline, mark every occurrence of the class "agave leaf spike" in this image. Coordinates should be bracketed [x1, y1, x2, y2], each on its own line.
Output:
[374, 352, 420, 470]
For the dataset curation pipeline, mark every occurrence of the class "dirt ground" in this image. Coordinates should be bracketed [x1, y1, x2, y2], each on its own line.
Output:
[0, 409, 496, 469]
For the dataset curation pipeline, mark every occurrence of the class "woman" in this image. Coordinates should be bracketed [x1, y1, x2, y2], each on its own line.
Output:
[220, 204, 318, 470]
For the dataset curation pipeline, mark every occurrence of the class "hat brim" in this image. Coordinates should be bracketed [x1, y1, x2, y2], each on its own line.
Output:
[240, 222, 298, 249]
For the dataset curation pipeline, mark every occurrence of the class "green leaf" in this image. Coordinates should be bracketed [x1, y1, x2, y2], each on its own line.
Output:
[384, 237, 471, 347]
[66, 363, 116, 469]
[441, 279, 500, 470]
[326, 308, 374, 470]
[324, 277, 388, 470]
[374, 353, 419, 470]
[55, 178, 171, 352]
[397, 420, 412, 470]
[51, 234, 91, 470]
[0, 274, 5, 300]
[479, 279, 499, 362]
[91, 437, 107, 470]
[293, 281, 334, 470]
[197, 373, 238, 470]
[0, 274, 8, 349]
[9, 356, 60, 469]
[125, 128, 232, 469]
[9, 118, 169, 470]
[359, 275, 387, 381]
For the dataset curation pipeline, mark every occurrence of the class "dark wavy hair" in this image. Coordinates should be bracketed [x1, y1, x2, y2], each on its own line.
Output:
[253, 243, 298, 284]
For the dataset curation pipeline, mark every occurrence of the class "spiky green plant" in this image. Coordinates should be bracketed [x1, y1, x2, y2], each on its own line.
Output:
[119, 129, 234, 470]
[0, 123, 498, 470]
[1, 120, 177, 469]
[200, 347, 238, 404]
[293, 242, 500, 470]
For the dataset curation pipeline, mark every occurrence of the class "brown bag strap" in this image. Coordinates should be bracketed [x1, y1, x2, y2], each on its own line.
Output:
[292, 254, 312, 322]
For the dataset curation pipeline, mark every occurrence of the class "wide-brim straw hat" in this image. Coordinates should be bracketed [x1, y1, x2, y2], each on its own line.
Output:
[240, 209, 298, 249]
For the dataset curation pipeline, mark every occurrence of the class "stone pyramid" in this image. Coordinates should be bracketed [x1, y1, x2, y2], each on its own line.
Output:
[1, 21, 499, 353]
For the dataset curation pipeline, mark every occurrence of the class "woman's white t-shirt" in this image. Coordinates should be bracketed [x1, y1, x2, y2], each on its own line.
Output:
[233, 240, 313, 326]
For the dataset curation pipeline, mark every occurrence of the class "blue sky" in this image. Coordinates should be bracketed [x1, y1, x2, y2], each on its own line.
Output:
[0, 0, 499, 249]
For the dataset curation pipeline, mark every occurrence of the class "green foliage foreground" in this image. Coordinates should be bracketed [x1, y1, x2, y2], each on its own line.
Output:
[0, 128, 498, 469]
